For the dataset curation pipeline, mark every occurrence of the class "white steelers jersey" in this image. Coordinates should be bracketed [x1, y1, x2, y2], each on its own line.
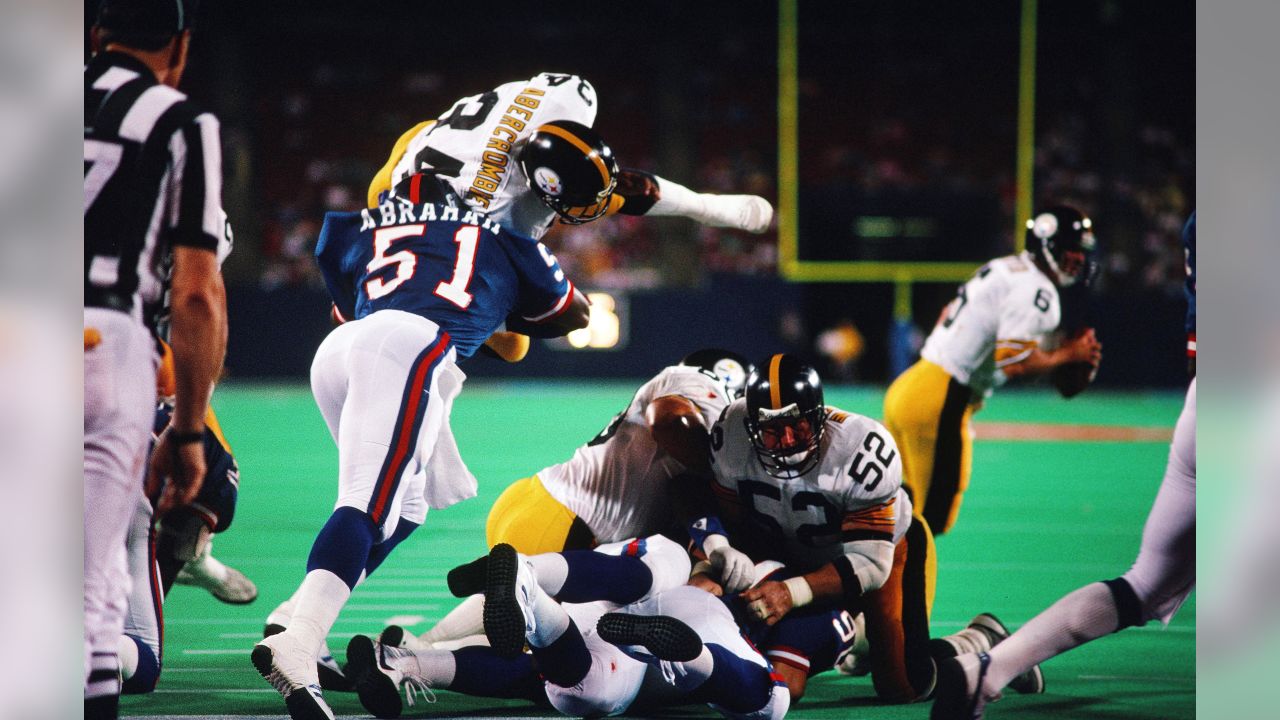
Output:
[538, 366, 731, 543]
[709, 401, 913, 572]
[389, 72, 598, 239]
[920, 251, 1062, 397]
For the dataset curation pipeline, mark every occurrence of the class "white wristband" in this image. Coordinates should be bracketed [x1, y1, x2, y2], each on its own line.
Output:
[783, 576, 814, 608]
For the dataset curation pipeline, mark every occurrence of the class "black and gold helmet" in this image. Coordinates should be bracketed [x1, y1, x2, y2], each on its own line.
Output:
[1025, 205, 1099, 288]
[518, 121, 619, 224]
[743, 354, 827, 478]
[679, 348, 755, 401]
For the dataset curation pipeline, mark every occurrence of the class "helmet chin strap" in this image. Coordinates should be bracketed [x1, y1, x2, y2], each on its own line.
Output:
[1041, 248, 1077, 287]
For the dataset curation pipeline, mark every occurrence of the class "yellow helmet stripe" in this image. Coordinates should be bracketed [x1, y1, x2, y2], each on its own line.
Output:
[768, 353, 784, 409]
[537, 124, 611, 188]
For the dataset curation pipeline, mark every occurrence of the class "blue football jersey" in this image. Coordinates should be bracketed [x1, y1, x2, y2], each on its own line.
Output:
[315, 199, 573, 358]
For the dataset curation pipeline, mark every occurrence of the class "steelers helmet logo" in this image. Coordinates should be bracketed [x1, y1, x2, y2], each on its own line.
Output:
[713, 358, 747, 392]
[1030, 212, 1058, 239]
[533, 167, 563, 197]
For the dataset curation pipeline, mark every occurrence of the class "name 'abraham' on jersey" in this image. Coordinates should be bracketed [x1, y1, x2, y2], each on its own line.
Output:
[314, 184, 575, 359]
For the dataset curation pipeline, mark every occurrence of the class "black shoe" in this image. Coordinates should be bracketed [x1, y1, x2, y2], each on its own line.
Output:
[482, 543, 530, 658]
[346, 635, 403, 719]
[596, 612, 704, 662]
[931, 653, 990, 720]
[447, 553, 489, 597]
[380, 624, 406, 648]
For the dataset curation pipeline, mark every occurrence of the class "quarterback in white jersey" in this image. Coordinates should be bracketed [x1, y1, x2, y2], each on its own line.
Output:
[368, 72, 774, 239]
[884, 205, 1104, 535]
[697, 355, 1042, 704]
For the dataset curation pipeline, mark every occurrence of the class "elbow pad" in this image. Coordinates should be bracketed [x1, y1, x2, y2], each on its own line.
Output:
[834, 539, 895, 599]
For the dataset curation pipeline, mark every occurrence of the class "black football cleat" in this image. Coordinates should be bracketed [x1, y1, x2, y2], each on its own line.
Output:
[596, 612, 704, 662]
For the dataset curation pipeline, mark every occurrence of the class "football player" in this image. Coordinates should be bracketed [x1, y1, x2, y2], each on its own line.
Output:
[368, 72, 774, 239]
[930, 213, 1197, 719]
[344, 537, 789, 720]
[395, 349, 753, 652]
[368, 72, 773, 364]
[883, 205, 1104, 536]
[697, 354, 1043, 703]
[117, 343, 256, 695]
[251, 175, 590, 720]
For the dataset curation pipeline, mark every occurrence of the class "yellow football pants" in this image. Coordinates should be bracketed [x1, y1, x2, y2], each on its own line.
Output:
[883, 359, 975, 536]
[485, 475, 596, 554]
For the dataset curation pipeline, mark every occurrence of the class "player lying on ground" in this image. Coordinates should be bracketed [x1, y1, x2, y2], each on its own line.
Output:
[883, 205, 1103, 536]
[697, 354, 1044, 703]
[251, 173, 590, 720]
[118, 397, 256, 694]
[344, 535, 789, 720]
[393, 349, 754, 651]
[369, 72, 772, 363]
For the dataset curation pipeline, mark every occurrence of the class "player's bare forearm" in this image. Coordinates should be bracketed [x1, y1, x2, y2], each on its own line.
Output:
[1002, 331, 1101, 380]
[800, 564, 848, 604]
[168, 246, 227, 432]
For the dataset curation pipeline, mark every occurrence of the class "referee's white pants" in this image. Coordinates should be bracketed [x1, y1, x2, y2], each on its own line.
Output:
[83, 308, 156, 695]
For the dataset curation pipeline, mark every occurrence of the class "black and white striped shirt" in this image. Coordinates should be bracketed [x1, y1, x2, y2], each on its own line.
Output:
[84, 51, 228, 333]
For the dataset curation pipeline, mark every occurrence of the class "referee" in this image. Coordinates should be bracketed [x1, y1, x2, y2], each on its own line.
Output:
[84, 2, 228, 718]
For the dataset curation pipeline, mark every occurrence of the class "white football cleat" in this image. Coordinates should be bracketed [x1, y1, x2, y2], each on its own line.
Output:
[175, 550, 258, 604]
[252, 631, 335, 720]
[263, 601, 352, 692]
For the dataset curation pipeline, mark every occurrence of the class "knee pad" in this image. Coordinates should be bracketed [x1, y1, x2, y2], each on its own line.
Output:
[635, 535, 691, 597]
[1103, 577, 1148, 631]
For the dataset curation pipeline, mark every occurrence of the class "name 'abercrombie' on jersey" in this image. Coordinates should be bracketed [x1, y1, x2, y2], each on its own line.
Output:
[315, 197, 573, 359]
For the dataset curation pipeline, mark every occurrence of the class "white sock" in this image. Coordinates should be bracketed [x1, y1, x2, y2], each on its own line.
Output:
[405, 648, 458, 686]
[985, 582, 1119, 692]
[117, 636, 139, 681]
[648, 175, 709, 218]
[422, 594, 485, 644]
[527, 553, 569, 597]
[286, 569, 352, 654]
[526, 586, 570, 648]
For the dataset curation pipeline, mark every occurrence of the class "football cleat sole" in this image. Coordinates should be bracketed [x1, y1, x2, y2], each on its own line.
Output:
[482, 543, 527, 658]
[346, 635, 403, 719]
[596, 612, 704, 662]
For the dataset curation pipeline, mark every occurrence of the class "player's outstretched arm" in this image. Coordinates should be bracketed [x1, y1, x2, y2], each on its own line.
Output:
[505, 286, 591, 338]
[640, 174, 775, 234]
